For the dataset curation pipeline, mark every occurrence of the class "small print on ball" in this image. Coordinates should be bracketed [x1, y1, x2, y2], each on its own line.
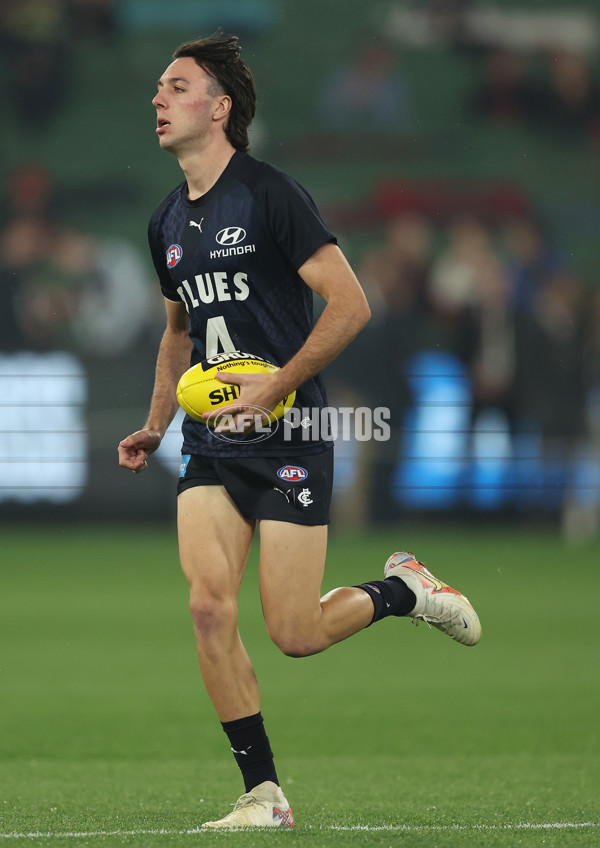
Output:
[176, 351, 296, 425]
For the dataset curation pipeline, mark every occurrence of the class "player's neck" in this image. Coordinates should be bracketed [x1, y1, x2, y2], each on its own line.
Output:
[178, 140, 237, 201]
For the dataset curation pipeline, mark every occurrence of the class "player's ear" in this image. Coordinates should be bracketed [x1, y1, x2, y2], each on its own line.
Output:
[213, 94, 232, 123]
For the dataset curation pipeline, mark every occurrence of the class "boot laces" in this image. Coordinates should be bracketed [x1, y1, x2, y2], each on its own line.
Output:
[412, 606, 464, 633]
[232, 792, 269, 813]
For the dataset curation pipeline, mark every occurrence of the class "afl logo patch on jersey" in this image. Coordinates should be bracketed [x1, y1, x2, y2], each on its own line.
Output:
[277, 465, 308, 482]
[166, 244, 183, 268]
[216, 227, 246, 246]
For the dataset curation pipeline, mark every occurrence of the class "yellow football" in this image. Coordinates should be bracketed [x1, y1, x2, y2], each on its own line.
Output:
[176, 352, 296, 424]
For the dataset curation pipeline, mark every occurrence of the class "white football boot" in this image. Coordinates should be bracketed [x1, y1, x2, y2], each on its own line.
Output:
[202, 780, 294, 829]
[385, 551, 481, 646]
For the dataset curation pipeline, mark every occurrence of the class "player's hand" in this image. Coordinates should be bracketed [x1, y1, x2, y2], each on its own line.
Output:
[202, 371, 282, 433]
[118, 429, 162, 474]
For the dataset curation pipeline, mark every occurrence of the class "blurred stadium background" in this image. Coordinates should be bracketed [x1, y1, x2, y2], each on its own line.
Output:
[2, 0, 600, 535]
[2, 2, 600, 844]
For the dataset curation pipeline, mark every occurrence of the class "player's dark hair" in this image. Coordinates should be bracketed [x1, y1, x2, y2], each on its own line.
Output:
[173, 33, 256, 153]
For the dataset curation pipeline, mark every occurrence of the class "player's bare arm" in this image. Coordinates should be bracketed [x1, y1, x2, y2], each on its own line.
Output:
[277, 242, 371, 390]
[207, 243, 370, 425]
[118, 299, 191, 472]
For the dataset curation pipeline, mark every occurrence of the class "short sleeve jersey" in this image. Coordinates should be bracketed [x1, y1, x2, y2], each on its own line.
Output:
[148, 151, 337, 457]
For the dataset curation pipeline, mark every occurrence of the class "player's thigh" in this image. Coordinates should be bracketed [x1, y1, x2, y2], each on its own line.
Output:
[178, 484, 255, 597]
[258, 519, 328, 631]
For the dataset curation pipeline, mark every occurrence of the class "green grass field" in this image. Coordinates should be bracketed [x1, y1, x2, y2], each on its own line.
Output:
[1, 523, 598, 847]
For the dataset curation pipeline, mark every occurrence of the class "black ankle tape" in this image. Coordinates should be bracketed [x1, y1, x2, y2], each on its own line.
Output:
[356, 578, 416, 623]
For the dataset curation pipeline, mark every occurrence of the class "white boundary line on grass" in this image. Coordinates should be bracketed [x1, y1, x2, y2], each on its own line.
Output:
[329, 822, 600, 832]
[0, 822, 598, 839]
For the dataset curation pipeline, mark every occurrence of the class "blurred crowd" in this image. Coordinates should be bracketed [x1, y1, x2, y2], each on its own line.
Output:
[470, 46, 600, 140]
[315, 32, 600, 145]
[0, 0, 117, 131]
[359, 211, 598, 431]
[0, 163, 156, 358]
[327, 211, 600, 536]
[317, 37, 413, 133]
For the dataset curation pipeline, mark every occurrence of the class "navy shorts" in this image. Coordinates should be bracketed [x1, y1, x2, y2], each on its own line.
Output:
[177, 448, 334, 526]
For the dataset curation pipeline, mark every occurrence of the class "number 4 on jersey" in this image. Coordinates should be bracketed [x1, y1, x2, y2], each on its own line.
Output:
[205, 316, 235, 358]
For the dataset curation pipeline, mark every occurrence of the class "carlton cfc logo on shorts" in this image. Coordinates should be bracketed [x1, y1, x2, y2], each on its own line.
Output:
[166, 244, 183, 268]
[277, 465, 308, 482]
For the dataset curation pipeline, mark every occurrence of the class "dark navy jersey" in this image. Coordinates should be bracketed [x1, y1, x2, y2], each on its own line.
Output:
[148, 151, 337, 457]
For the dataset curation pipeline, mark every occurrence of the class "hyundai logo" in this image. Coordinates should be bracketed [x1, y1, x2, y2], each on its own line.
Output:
[216, 227, 247, 246]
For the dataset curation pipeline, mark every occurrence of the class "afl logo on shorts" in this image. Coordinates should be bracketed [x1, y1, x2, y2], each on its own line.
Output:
[277, 465, 308, 482]
[166, 244, 183, 268]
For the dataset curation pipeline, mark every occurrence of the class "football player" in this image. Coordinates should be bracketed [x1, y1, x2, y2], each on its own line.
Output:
[118, 33, 481, 829]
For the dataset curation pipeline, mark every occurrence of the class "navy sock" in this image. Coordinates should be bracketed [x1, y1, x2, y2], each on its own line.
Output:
[355, 577, 417, 624]
[221, 711, 279, 792]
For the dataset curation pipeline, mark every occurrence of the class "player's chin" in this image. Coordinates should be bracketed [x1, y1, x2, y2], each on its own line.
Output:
[157, 134, 178, 153]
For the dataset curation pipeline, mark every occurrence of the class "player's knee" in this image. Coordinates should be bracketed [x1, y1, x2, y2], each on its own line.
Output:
[189, 590, 236, 640]
[267, 622, 319, 658]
